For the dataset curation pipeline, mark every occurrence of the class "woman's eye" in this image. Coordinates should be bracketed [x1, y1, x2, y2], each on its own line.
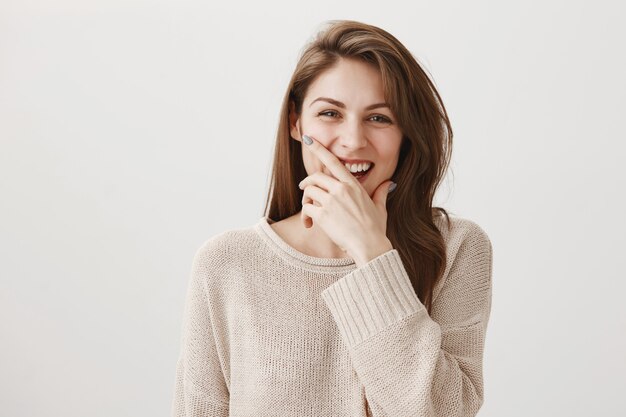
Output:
[317, 110, 392, 124]
[318, 110, 339, 118]
[370, 115, 392, 124]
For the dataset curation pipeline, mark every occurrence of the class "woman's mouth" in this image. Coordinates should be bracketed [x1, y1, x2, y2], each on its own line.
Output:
[352, 167, 372, 182]
[346, 162, 374, 182]
[323, 160, 375, 182]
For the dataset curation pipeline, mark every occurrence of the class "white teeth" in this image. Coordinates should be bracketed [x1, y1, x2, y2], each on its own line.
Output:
[344, 162, 372, 173]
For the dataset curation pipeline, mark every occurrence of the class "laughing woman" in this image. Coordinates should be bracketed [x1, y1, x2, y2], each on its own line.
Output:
[172, 19, 494, 417]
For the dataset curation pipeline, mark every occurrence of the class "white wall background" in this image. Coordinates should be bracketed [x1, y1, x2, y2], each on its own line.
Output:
[1, 0, 624, 416]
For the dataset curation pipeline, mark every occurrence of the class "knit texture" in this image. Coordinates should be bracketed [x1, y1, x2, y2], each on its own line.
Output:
[171, 214, 493, 417]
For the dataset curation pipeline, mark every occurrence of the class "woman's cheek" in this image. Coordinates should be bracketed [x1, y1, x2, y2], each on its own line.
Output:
[306, 118, 335, 139]
[311, 131, 334, 146]
[303, 119, 337, 175]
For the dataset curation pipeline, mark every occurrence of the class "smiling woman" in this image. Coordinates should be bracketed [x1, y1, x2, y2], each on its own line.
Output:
[287, 57, 405, 241]
[171, 19, 493, 417]
[293, 59, 402, 196]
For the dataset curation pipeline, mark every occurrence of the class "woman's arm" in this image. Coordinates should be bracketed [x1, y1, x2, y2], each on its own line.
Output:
[321, 221, 493, 417]
[171, 247, 230, 417]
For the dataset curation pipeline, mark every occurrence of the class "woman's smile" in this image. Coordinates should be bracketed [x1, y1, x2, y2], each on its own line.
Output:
[293, 57, 404, 199]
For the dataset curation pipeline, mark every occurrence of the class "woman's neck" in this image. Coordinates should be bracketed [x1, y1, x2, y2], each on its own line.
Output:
[283, 212, 351, 259]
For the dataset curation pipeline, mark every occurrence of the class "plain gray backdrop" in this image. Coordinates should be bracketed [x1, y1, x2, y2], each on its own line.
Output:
[1, 0, 625, 416]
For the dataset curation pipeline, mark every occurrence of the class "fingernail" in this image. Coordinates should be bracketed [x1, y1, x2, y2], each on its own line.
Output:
[302, 135, 313, 145]
[388, 182, 397, 192]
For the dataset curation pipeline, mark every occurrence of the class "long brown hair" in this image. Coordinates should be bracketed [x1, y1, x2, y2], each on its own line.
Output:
[262, 20, 453, 314]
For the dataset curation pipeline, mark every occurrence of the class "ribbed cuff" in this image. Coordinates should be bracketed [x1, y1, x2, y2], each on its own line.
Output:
[320, 249, 426, 349]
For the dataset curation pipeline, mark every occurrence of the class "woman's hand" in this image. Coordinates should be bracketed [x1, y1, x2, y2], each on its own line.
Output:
[298, 134, 396, 267]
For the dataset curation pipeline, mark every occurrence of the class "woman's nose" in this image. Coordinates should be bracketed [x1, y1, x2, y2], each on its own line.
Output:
[338, 121, 368, 149]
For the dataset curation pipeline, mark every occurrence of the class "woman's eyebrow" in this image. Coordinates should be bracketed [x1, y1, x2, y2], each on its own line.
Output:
[309, 97, 390, 110]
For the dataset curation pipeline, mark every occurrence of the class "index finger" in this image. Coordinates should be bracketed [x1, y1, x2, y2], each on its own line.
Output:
[302, 134, 354, 183]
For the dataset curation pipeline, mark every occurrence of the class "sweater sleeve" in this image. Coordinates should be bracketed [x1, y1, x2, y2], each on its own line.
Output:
[320, 223, 493, 417]
[171, 247, 230, 417]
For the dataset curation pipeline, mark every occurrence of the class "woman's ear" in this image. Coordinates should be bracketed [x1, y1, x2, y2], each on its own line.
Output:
[289, 101, 301, 141]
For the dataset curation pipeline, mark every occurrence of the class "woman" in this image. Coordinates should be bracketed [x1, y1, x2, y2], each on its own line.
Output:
[172, 20, 493, 417]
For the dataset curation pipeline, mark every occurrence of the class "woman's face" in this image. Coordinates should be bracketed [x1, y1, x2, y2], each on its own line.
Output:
[290, 57, 404, 198]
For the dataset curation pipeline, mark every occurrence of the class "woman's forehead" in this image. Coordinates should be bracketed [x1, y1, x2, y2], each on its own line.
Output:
[305, 63, 386, 109]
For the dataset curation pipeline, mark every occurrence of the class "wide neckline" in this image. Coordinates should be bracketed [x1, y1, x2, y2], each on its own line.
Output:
[254, 216, 357, 272]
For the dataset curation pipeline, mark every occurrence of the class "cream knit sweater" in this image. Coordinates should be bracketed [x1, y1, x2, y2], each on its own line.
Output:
[171, 214, 493, 417]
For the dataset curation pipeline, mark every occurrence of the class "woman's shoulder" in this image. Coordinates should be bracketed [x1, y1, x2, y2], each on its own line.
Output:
[433, 212, 491, 247]
[191, 224, 261, 269]
[431, 213, 494, 305]
[197, 224, 260, 250]
[433, 214, 493, 270]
